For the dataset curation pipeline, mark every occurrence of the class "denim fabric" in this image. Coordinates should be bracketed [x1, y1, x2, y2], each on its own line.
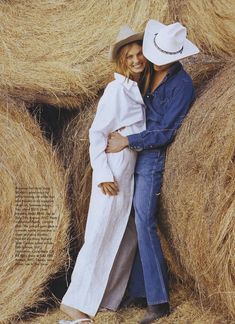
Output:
[127, 62, 195, 152]
[127, 150, 169, 304]
[126, 62, 196, 305]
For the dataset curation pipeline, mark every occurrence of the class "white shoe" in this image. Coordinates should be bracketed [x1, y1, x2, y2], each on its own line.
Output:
[58, 319, 93, 324]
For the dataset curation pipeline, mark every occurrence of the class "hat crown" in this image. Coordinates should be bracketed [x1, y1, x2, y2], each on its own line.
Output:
[109, 25, 143, 61]
[116, 26, 137, 42]
[155, 22, 187, 52]
[143, 19, 199, 65]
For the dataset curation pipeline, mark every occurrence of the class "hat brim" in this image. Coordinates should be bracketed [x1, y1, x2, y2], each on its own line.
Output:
[109, 32, 144, 62]
[143, 19, 200, 65]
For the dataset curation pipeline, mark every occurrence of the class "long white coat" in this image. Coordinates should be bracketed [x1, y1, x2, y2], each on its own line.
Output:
[61, 73, 146, 316]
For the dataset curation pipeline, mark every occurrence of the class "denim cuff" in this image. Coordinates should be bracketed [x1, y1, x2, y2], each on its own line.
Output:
[127, 134, 144, 151]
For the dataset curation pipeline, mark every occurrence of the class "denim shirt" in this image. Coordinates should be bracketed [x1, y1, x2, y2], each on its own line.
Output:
[127, 62, 195, 151]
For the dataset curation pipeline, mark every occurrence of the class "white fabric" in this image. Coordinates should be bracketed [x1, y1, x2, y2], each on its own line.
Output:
[58, 319, 93, 324]
[143, 19, 200, 65]
[61, 73, 146, 316]
[89, 72, 145, 186]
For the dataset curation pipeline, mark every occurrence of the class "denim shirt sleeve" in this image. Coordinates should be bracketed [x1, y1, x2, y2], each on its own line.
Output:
[127, 82, 195, 150]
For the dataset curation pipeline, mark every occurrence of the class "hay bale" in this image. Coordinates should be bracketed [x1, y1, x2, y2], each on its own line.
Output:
[0, 97, 70, 323]
[1, 0, 230, 109]
[21, 282, 229, 323]
[183, 53, 225, 93]
[59, 100, 98, 247]
[161, 64, 235, 319]
[0, 0, 168, 109]
[168, 0, 235, 57]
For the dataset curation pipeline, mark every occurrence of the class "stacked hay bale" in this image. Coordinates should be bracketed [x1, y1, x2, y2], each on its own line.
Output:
[21, 282, 230, 324]
[0, 0, 234, 322]
[161, 64, 235, 318]
[183, 54, 225, 92]
[0, 97, 70, 323]
[0, 0, 229, 109]
[159, 1, 235, 318]
[59, 101, 97, 247]
[167, 0, 235, 57]
[0, 0, 169, 108]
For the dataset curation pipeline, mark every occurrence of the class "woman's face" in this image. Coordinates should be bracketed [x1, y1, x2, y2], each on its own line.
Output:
[126, 43, 146, 76]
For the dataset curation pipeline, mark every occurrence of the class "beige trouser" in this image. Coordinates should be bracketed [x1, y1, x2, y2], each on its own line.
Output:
[99, 214, 137, 310]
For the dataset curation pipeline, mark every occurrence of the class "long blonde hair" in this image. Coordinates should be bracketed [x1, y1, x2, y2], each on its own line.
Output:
[114, 40, 151, 96]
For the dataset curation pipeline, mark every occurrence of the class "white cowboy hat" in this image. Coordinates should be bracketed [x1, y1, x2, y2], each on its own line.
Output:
[143, 19, 200, 66]
[109, 26, 143, 62]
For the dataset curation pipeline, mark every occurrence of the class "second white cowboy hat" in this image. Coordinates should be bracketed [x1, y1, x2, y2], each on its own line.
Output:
[143, 19, 199, 65]
[109, 26, 143, 61]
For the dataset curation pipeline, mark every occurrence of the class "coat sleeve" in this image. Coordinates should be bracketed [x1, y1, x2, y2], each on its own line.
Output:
[127, 81, 195, 150]
[89, 83, 120, 186]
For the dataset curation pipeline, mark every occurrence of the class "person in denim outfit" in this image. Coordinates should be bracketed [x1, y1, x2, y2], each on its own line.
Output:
[106, 19, 199, 324]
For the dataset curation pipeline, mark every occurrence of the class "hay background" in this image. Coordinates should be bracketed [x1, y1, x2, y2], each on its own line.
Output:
[58, 101, 97, 248]
[160, 64, 235, 318]
[19, 282, 231, 323]
[0, 0, 168, 108]
[167, 0, 235, 57]
[0, 0, 233, 109]
[0, 0, 234, 322]
[0, 97, 70, 323]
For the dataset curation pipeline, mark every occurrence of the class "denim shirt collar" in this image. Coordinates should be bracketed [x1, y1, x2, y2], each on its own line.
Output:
[145, 62, 183, 97]
[167, 61, 182, 77]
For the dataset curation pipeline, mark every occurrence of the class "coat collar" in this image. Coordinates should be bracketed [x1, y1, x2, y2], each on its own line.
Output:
[167, 61, 182, 77]
[114, 73, 138, 90]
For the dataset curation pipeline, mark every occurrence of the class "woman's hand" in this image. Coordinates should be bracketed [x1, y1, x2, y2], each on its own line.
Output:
[98, 181, 119, 196]
[106, 132, 129, 153]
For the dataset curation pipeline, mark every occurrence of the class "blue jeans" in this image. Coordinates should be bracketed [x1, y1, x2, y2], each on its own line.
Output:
[127, 150, 169, 305]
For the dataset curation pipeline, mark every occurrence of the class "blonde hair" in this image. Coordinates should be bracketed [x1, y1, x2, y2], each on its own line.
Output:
[114, 41, 151, 96]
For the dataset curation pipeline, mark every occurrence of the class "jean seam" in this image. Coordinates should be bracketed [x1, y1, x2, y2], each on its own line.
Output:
[146, 159, 168, 303]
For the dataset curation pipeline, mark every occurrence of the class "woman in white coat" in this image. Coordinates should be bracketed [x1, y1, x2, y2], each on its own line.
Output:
[59, 26, 150, 324]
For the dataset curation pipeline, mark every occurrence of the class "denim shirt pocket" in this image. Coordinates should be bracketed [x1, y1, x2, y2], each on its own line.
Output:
[151, 94, 169, 119]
